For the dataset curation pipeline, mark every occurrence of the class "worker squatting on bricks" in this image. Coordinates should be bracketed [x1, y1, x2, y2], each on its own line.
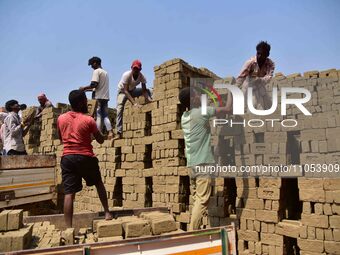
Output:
[57, 90, 112, 227]
[115, 59, 152, 139]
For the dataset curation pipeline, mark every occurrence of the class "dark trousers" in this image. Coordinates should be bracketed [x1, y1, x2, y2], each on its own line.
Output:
[7, 149, 27, 155]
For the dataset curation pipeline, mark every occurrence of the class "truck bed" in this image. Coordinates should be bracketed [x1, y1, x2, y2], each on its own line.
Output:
[13, 208, 236, 255]
[0, 155, 56, 208]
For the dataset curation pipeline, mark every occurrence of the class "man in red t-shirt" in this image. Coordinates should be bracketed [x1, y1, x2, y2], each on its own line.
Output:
[57, 90, 112, 227]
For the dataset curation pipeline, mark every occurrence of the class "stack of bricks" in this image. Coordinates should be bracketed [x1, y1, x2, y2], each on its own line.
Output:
[233, 119, 290, 169]
[234, 70, 340, 254]
[26, 210, 179, 251]
[116, 97, 155, 209]
[236, 177, 285, 255]
[236, 177, 340, 255]
[94, 211, 179, 241]
[0, 209, 33, 252]
[21, 107, 41, 154]
[31, 221, 63, 248]
[297, 178, 340, 255]
[151, 59, 236, 230]
[38, 106, 63, 154]
[205, 177, 238, 228]
[298, 70, 340, 168]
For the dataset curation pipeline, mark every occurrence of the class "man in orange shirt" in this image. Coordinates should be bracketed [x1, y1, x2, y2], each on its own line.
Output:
[57, 90, 112, 227]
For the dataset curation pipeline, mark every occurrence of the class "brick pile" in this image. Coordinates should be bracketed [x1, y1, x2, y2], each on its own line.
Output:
[38, 106, 64, 154]
[233, 69, 340, 254]
[114, 97, 155, 209]
[21, 107, 41, 154]
[151, 59, 230, 230]
[0, 209, 33, 252]
[0, 211, 178, 252]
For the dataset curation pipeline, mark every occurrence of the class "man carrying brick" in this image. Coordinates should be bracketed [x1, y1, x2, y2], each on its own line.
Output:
[236, 41, 275, 110]
[57, 90, 112, 227]
[115, 60, 152, 139]
[80, 56, 114, 138]
[179, 87, 232, 230]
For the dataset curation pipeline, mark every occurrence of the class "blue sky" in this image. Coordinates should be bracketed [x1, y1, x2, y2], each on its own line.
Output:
[0, 0, 339, 107]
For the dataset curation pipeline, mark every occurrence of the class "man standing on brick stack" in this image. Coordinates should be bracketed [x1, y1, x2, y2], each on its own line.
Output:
[57, 90, 112, 227]
[80, 56, 114, 138]
[179, 87, 232, 230]
[114, 60, 152, 139]
[236, 41, 275, 110]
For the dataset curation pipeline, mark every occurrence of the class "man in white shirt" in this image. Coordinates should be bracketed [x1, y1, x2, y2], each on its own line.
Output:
[0, 108, 8, 155]
[115, 60, 152, 139]
[80, 57, 113, 138]
[3, 100, 32, 155]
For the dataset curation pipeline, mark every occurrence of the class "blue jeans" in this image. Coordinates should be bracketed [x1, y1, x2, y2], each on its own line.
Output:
[96, 99, 112, 132]
[116, 88, 151, 134]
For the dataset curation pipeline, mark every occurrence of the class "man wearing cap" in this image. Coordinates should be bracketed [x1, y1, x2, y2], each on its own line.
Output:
[35, 93, 53, 119]
[80, 57, 113, 138]
[115, 60, 152, 139]
[3, 100, 32, 155]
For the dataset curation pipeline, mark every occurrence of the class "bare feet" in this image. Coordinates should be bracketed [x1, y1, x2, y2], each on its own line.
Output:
[105, 211, 113, 220]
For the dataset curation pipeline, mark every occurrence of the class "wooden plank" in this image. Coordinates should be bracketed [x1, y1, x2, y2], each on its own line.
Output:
[0, 155, 56, 169]
[14, 185, 54, 198]
[0, 167, 55, 177]
[0, 193, 55, 209]
[0, 179, 55, 191]
[0, 172, 55, 185]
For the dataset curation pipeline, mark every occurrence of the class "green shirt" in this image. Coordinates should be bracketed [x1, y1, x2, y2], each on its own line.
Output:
[181, 107, 215, 167]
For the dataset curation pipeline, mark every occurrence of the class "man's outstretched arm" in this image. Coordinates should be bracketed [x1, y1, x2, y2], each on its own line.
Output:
[93, 130, 105, 144]
[235, 59, 252, 87]
[141, 83, 151, 102]
[123, 84, 141, 107]
[80, 81, 99, 91]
